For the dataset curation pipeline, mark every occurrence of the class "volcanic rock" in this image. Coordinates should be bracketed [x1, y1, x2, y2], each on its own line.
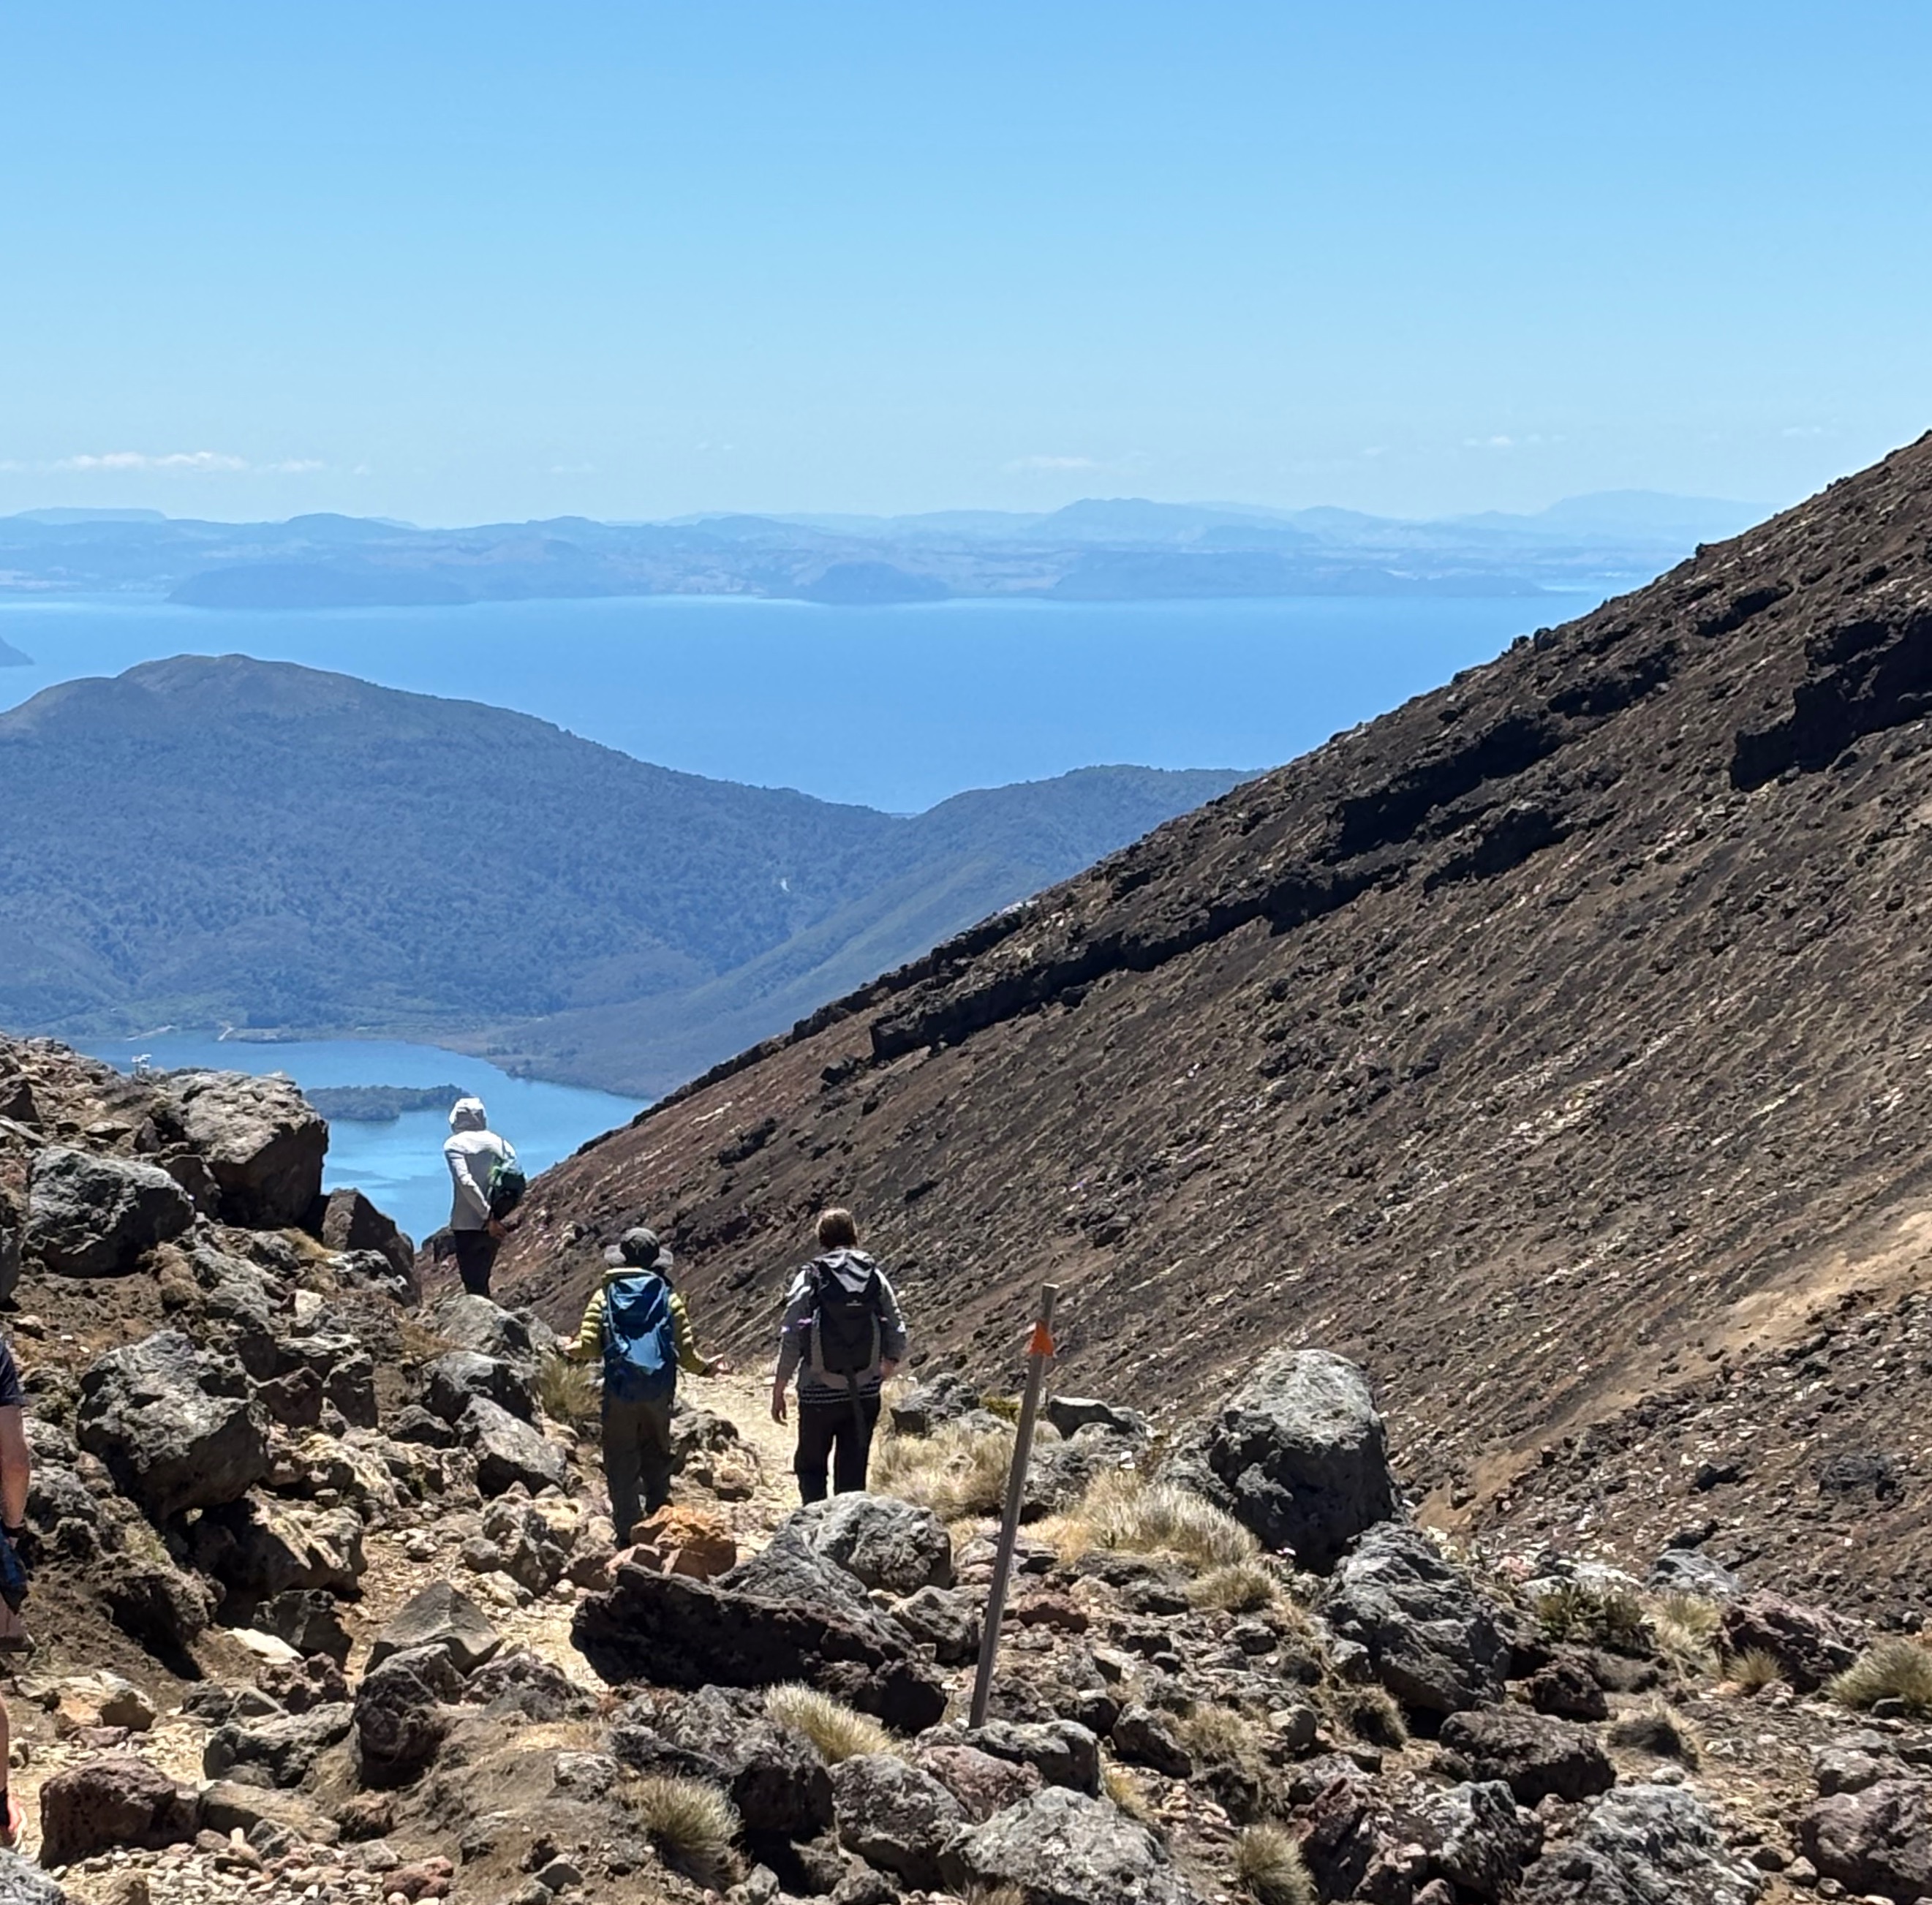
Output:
[159, 1069, 326, 1229]
[26, 1147, 192, 1277]
[944, 1785, 1205, 1905]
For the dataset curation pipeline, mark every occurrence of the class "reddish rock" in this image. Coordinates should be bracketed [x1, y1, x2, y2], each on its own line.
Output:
[628, 1504, 739, 1579]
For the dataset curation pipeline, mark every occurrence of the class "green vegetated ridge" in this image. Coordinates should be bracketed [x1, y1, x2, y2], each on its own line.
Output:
[0, 655, 1245, 1094]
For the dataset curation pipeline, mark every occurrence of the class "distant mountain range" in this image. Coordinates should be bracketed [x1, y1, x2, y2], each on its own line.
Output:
[0, 491, 1759, 610]
[0, 656, 1247, 1094]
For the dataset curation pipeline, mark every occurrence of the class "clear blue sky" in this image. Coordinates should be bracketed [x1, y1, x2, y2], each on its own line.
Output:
[4, 2, 1928, 526]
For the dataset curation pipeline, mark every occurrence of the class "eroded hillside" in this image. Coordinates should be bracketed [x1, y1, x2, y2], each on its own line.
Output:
[502, 433, 1932, 1615]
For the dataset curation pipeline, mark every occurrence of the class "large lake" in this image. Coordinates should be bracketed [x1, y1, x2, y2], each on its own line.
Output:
[0, 589, 1608, 812]
[79, 1034, 643, 1248]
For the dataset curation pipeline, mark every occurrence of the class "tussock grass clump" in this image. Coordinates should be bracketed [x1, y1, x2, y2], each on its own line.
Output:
[1607, 1699, 1701, 1766]
[1103, 1759, 1158, 1825]
[764, 1683, 896, 1763]
[1648, 1591, 1723, 1675]
[1827, 1638, 1932, 1717]
[963, 1887, 1026, 1905]
[872, 1418, 1024, 1521]
[1721, 1646, 1785, 1692]
[1043, 1470, 1257, 1572]
[1189, 1558, 1281, 1614]
[1176, 1703, 1264, 1765]
[1536, 1580, 1651, 1654]
[534, 1348, 600, 1430]
[1316, 1677, 1407, 1748]
[621, 1774, 740, 1879]
[1234, 1822, 1317, 1905]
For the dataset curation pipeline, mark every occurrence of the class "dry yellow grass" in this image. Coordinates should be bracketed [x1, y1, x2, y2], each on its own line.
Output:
[1607, 1699, 1702, 1767]
[1188, 1558, 1282, 1613]
[871, 1417, 1035, 1520]
[1828, 1639, 1932, 1717]
[534, 1348, 601, 1430]
[763, 1683, 897, 1763]
[1647, 1591, 1723, 1675]
[1103, 1759, 1158, 1825]
[1234, 1822, 1317, 1905]
[1721, 1646, 1784, 1692]
[1039, 1470, 1257, 1571]
[621, 1774, 740, 1880]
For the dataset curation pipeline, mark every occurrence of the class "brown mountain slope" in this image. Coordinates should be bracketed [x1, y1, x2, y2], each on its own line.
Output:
[501, 433, 1932, 1613]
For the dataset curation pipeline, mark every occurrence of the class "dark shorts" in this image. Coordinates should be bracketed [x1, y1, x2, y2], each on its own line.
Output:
[450, 1228, 498, 1297]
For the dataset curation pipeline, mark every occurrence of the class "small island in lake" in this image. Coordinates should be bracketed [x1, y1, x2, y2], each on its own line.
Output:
[307, 1083, 467, 1123]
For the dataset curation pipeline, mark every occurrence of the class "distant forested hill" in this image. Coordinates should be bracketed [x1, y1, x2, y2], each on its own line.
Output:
[0, 657, 1245, 1093]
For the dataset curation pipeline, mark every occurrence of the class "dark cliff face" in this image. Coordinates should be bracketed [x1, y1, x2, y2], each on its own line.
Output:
[502, 432, 1932, 1602]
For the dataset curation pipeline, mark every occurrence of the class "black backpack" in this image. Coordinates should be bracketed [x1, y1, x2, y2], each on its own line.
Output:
[486, 1150, 527, 1220]
[809, 1250, 883, 1378]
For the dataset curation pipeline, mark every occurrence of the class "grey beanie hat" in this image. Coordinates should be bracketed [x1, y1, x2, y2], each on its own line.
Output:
[617, 1226, 670, 1270]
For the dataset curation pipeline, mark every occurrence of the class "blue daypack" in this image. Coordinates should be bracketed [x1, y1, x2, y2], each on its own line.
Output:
[602, 1272, 678, 1405]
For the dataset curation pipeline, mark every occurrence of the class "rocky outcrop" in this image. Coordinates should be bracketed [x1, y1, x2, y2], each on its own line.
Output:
[309, 1186, 416, 1295]
[26, 1145, 192, 1275]
[831, 1751, 966, 1889]
[944, 1786, 1207, 1905]
[782, 1493, 954, 1594]
[1166, 1349, 1397, 1569]
[75, 1330, 271, 1520]
[1513, 1784, 1762, 1904]
[1719, 1591, 1860, 1692]
[1438, 1707, 1616, 1805]
[1798, 1778, 1932, 1900]
[37, 1756, 196, 1866]
[572, 1560, 948, 1729]
[160, 1070, 327, 1229]
[1321, 1523, 1510, 1714]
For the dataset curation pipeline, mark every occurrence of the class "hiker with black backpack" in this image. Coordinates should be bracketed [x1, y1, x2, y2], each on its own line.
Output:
[570, 1226, 728, 1542]
[442, 1095, 524, 1299]
[771, 1207, 907, 1503]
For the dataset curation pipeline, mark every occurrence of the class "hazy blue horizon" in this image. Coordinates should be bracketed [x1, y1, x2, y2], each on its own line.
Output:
[0, 589, 1604, 813]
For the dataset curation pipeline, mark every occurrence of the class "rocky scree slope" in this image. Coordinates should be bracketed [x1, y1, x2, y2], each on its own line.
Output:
[0, 1033, 1930, 1904]
[501, 431, 1932, 1616]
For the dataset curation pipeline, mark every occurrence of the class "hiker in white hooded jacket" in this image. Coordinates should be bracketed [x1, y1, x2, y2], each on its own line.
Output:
[771, 1207, 907, 1502]
[443, 1096, 513, 1297]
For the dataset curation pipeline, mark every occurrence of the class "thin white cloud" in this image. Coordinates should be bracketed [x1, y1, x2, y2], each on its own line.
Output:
[1462, 433, 1557, 451]
[56, 450, 249, 472]
[1007, 453, 1101, 473]
[47, 450, 324, 475]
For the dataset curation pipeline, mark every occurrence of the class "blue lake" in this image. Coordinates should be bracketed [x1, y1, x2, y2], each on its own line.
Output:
[78, 1034, 643, 1247]
[0, 589, 1610, 812]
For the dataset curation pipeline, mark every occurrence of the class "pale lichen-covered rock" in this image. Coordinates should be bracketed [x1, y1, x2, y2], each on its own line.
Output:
[26, 1145, 192, 1276]
[161, 1068, 327, 1229]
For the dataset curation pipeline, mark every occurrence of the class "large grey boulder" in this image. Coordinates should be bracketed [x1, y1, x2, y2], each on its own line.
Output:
[423, 1349, 535, 1424]
[918, 1719, 1100, 1797]
[944, 1786, 1206, 1905]
[459, 1395, 567, 1496]
[1321, 1523, 1510, 1715]
[354, 1644, 461, 1787]
[37, 1755, 196, 1865]
[1439, 1707, 1616, 1806]
[0, 1850, 66, 1904]
[832, 1751, 967, 1889]
[1163, 1348, 1397, 1570]
[0, 1193, 22, 1305]
[638, 1685, 834, 1838]
[783, 1493, 954, 1594]
[189, 1493, 366, 1598]
[76, 1331, 271, 1519]
[1798, 1777, 1932, 1899]
[725, 1525, 877, 1615]
[1409, 1780, 1543, 1899]
[429, 1293, 548, 1373]
[26, 1146, 192, 1276]
[574, 1561, 948, 1731]
[311, 1186, 416, 1295]
[161, 1069, 326, 1229]
[202, 1704, 354, 1788]
[1514, 1784, 1762, 1904]
[367, 1581, 502, 1674]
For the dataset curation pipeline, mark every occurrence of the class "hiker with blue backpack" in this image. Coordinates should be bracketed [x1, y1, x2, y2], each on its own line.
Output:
[570, 1226, 728, 1542]
[771, 1207, 907, 1503]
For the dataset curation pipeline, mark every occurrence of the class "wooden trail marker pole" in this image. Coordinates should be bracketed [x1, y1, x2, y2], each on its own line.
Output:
[969, 1281, 1059, 1729]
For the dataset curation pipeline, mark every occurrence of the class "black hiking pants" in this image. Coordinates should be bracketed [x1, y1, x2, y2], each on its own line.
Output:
[451, 1228, 498, 1298]
[794, 1392, 881, 1503]
[603, 1394, 675, 1544]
